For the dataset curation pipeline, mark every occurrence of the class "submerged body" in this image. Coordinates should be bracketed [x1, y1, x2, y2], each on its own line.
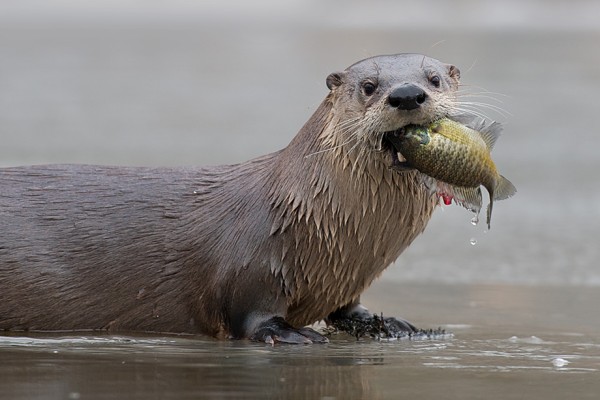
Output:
[0, 54, 462, 343]
[391, 118, 516, 228]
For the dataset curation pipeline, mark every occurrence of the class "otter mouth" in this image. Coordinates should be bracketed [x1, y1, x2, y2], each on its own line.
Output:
[382, 128, 411, 171]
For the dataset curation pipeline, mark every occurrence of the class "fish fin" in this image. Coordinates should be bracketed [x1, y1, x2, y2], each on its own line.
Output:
[432, 180, 482, 215]
[447, 116, 503, 149]
[452, 186, 483, 215]
[473, 119, 503, 150]
[443, 117, 502, 150]
[494, 175, 517, 200]
[486, 198, 493, 230]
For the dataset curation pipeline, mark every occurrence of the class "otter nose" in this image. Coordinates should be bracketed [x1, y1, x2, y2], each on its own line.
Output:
[388, 84, 428, 110]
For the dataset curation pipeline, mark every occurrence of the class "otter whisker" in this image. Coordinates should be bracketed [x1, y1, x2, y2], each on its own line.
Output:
[456, 92, 507, 104]
[305, 135, 359, 158]
[464, 58, 478, 73]
[456, 101, 511, 118]
[456, 87, 509, 116]
[335, 118, 366, 138]
[452, 107, 491, 120]
[456, 88, 508, 101]
[455, 102, 507, 117]
[345, 137, 363, 157]
[336, 116, 363, 130]
[306, 116, 367, 158]
[457, 84, 509, 99]
[450, 106, 492, 121]
[351, 144, 368, 173]
[452, 107, 495, 122]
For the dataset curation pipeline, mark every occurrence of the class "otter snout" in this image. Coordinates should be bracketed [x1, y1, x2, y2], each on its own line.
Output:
[388, 84, 428, 110]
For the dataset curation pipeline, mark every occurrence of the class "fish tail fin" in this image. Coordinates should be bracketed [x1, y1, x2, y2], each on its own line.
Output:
[494, 175, 517, 200]
[486, 176, 516, 229]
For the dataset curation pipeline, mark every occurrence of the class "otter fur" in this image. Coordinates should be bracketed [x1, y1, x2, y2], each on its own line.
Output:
[0, 54, 461, 343]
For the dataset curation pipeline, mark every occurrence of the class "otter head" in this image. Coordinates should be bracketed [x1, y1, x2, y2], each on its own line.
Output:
[324, 53, 460, 165]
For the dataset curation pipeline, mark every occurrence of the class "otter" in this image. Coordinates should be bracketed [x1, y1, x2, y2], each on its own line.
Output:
[0, 54, 461, 343]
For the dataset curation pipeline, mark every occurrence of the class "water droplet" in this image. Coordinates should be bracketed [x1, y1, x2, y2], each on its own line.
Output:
[552, 357, 569, 368]
[470, 215, 479, 226]
[469, 238, 477, 246]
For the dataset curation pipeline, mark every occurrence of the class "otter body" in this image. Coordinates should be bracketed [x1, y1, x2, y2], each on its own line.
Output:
[0, 54, 461, 343]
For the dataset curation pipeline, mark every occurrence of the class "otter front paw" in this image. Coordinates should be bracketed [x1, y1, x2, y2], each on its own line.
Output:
[382, 316, 417, 333]
[250, 316, 329, 345]
[327, 302, 417, 336]
[328, 312, 418, 339]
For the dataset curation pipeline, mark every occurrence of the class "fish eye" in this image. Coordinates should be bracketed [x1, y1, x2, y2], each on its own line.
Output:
[362, 81, 377, 96]
[429, 75, 441, 88]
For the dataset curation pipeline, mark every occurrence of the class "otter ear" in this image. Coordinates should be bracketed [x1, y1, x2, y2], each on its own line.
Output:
[448, 65, 461, 81]
[326, 71, 346, 90]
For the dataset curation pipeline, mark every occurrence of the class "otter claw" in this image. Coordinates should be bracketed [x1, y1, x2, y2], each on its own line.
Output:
[297, 327, 330, 343]
[251, 316, 329, 345]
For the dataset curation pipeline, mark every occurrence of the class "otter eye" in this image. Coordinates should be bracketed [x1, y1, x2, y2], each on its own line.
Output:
[429, 75, 441, 88]
[362, 81, 377, 96]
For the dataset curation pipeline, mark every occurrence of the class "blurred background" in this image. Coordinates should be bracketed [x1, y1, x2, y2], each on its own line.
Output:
[1, 0, 599, 288]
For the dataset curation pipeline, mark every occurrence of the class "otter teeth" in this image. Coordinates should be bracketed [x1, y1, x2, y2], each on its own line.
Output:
[397, 152, 407, 162]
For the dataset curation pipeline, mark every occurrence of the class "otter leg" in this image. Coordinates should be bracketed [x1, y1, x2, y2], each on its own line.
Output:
[228, 283, 328, 344]
[326, 299, 372, 322]
[250, 316, 329, 345]
[326, 298, 417, 333]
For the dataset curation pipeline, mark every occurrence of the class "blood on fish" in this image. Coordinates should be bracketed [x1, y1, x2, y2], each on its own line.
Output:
[441, 194, 453, 205]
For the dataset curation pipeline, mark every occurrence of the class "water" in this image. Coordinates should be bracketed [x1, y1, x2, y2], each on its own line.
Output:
[0, 284, 600, 399]
[3, 333, 599, 398]
[1, 1, 600, 399]
[2, 284, 600, 399]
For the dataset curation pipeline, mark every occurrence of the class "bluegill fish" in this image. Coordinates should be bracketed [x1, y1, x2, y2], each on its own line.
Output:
[388, 118, 516, 228]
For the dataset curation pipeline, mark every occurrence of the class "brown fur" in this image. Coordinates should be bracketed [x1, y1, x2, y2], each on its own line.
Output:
[0, 54, 460, 339]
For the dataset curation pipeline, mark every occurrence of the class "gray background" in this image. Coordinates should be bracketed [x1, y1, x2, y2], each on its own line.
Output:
[1, 0, 599, 287]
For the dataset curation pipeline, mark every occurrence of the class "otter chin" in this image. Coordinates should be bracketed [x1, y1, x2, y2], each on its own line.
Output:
[0, 54, 461, 344]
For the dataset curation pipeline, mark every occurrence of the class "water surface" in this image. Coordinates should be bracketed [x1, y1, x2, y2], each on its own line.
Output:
[2, 284, 599, 400]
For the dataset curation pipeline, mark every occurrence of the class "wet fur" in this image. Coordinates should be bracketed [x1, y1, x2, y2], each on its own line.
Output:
[0, 54, 459, 338]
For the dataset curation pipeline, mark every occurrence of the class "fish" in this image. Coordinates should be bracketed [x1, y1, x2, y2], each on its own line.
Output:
[387, 117, 516, 228]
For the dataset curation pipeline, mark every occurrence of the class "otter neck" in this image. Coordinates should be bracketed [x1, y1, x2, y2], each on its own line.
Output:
[265, 97, 436, 325]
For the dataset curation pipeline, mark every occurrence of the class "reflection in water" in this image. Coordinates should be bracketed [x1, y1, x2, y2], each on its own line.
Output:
[1, 314, 599, 400]
[0, 335, 385, 399]
[0, 332, 600, 399]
